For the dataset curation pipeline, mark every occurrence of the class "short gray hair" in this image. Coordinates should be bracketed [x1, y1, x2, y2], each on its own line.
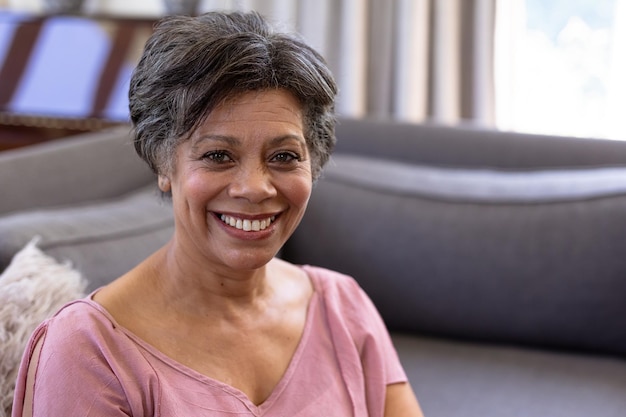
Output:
[129, 11, 338, 180]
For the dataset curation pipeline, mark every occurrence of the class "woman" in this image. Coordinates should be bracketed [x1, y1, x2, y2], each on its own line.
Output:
[13, 11, 424, 417]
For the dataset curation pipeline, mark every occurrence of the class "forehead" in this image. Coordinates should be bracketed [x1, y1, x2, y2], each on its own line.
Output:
[201, 89, 304, 129]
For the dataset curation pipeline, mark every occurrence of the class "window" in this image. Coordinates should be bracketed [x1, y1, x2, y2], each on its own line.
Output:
[495, 0, 626, 140]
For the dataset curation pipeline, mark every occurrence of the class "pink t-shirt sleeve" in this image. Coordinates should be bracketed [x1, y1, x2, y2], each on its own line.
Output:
[303, 266, 408, 417]
[12, 302, 141, 417]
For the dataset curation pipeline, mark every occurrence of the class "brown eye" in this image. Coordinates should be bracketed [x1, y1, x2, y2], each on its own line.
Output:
[204, 151, 232, 163]
[271, 152, 299, 163]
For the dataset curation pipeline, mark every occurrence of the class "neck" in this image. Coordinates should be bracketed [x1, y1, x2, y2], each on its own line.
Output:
[146, 241, 275, 319]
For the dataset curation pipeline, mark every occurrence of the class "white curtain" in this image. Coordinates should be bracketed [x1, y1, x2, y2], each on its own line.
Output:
[196, 0, 496, 126]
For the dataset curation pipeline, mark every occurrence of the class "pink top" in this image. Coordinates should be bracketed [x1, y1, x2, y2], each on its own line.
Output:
[12, 266, 407, 417]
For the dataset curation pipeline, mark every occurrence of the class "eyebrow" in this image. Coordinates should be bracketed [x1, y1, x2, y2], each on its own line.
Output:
[192, 134, 306, 149]
[268, 134, 307, 147]
[192, 135, 239, 148]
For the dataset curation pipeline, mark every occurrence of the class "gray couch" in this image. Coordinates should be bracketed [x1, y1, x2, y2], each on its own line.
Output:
[1, 119, 626, 416]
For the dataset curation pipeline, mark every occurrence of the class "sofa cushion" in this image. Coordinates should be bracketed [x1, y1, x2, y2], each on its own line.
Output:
[394, 334, 626, 417]
[284, 154, 626, 356]
[0, 239, 86, 417]
[0, 185, 174, 292]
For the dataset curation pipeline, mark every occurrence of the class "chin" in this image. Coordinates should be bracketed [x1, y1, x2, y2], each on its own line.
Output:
[221, 249, 278, 271]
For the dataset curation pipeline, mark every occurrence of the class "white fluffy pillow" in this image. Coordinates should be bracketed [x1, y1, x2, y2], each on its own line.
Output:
[0, 238, 86, 417]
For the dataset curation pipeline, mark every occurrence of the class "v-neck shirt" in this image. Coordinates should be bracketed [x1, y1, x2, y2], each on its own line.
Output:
[13, 265, 407, 417]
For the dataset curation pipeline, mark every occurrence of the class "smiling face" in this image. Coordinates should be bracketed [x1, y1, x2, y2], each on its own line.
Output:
[161, 89, 312, 273]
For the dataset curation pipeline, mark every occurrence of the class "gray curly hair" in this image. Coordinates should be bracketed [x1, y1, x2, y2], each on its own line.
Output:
[129, 10, 338, 180]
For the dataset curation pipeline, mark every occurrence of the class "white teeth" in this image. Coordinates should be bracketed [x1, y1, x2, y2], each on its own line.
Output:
[219, 214, 275, 232]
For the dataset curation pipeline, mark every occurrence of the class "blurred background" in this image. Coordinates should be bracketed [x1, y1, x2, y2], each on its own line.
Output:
[0, 0, 624, 150]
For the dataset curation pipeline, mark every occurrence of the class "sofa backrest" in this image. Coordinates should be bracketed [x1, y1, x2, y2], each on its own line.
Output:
[335, 117, 626, 170]
[283, 121, 626, 357]
[0, 125, 154, 215]
[0, 126, 172, 287]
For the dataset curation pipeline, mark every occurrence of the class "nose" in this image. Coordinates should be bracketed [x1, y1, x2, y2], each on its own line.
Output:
[228, 163, 277, 203]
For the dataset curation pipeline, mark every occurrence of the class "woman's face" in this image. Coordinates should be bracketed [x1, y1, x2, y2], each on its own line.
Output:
[163, 89, 312, 272]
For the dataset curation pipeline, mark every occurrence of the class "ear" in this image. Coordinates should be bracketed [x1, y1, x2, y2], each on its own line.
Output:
[158, 175, 171, 192]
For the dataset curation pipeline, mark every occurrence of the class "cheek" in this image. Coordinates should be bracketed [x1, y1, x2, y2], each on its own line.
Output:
[172, 171, 219, 206]
[285, 176, 313, 210]
[185, 173, 210, 195]
[289, 160, 313, 207]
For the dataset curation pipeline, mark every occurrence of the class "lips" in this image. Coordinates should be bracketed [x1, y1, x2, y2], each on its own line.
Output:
[219, 214, 277, 232]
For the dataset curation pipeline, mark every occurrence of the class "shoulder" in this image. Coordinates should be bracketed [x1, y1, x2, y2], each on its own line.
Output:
[17, 299, 146, 415]
[43, 297, 116, 339]
[302, 264, 366, 303]
[35, 297, 130, 369]
[301, 264, 359, 289]
[33, 298, 147, 391]
[302, 265, 383, 333]
[300, 266, 409, 392]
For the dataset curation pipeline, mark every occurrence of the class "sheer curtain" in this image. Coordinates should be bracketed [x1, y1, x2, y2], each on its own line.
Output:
[203, 0, 497, 126]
